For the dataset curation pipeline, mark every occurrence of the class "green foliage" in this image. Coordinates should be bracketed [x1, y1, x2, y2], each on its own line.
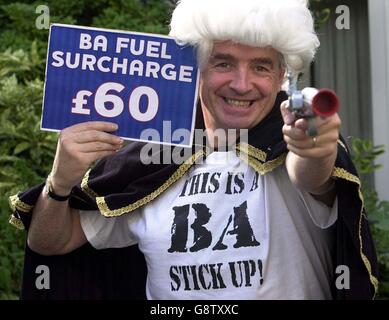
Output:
[309, 0, 332, 29]
[351, 138, 389, 299]
[93, 0, 171, 34]
[0, 0, 175, 300]
[0, 198, 24, 300]
[352, 139, 386, 175]
[0, 46, 57, 299]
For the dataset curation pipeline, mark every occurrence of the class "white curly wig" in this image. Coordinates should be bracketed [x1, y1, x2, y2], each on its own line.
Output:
[169, 0, 320, 74]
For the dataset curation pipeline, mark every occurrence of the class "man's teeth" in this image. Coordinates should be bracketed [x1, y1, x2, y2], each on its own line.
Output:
[225, 98, 251, 107]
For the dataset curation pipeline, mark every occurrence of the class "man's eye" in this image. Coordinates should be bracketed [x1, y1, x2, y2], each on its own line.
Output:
[215, 62, 231, 69]
[255, 65, 269, 72]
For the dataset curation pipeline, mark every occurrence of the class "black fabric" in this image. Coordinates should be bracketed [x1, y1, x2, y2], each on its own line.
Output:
[332, 137, 378, 299]
[242, 91, 286, 155]
[21, 243, 147, 300]
[10, 91, 378, 299]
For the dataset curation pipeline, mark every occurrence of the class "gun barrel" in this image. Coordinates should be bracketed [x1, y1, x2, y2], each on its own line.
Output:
[302, 87, 339, 117]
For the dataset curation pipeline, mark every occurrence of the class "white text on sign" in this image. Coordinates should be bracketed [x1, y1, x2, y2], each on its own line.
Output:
[51, 33, 194, 82]
[71, 82, 159, 122]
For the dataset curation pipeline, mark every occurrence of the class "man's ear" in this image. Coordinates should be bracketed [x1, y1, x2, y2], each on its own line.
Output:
[198, 74, 204, 100]
[278, 68, 286, 91]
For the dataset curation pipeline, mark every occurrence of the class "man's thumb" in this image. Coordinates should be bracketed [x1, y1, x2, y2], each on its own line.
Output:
[280, 100, 295, 125]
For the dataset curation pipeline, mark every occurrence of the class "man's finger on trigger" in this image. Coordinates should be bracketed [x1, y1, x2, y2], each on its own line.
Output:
[294, 118, 309, 131]
[280, 101, 295, 125]
[284, 125, 308, 140]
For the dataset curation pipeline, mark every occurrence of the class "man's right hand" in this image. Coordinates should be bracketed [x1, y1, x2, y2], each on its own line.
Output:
[49, 121, 124, 195]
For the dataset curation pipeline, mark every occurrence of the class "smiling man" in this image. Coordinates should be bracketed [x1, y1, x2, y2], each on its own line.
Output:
[200, 43, 285, 131]
[10, 0, 378, 300]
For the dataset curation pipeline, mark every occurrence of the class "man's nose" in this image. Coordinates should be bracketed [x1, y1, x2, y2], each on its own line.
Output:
[229, 67, 253, 94]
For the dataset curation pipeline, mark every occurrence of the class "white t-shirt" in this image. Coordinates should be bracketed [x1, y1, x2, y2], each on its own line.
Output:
[80, 151, 337, 300]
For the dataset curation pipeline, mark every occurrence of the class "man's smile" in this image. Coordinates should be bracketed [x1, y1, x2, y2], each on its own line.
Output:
[222, 97, 255, 108]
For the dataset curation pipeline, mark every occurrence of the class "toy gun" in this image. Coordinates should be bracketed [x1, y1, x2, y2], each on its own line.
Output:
[287, 73, 339, 136]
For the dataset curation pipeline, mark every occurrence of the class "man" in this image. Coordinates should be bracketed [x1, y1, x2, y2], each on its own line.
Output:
[10, 0, 378, 299]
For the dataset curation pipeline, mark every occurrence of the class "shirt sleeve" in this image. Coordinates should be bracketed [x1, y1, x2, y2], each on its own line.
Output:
[297, 189, 338, 229]
[79, 210, 138, 249]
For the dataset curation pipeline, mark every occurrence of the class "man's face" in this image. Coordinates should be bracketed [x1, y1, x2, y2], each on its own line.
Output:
[199, 41, 285, 131]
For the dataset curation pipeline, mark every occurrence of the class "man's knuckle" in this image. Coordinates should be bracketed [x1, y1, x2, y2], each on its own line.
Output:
[95, 142, 107, 151]
[88, 131, 99, 141]
[59, 135, 70, 146]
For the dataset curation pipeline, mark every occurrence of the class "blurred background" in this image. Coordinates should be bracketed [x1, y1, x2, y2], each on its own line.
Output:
[0, 0, 388, 299]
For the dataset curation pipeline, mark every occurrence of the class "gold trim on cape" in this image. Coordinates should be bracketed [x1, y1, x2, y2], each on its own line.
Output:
[81, 168, 99, 198]
[96, 149, 206, 217]
[239, 153, 287, 175]
[236, 143, 267, 162]
[9, 194, 33, 213]
[337, 139, 348, 152]
[235, 143, 286, 175]
[332, 167, 360, 185]
[9, 215, 24, 230]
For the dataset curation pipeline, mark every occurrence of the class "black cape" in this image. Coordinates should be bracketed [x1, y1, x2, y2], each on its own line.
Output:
[8, 92, 378, 299]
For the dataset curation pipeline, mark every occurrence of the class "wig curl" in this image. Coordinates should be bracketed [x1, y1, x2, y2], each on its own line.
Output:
[169, 0, 320, 74]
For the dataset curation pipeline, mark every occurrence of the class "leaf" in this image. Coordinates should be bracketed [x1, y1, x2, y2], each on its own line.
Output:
[0, 155, 21, 163]
[0, 182, 15, 189]
[13, 142, 30, 155]
[375, 220, 389, 232]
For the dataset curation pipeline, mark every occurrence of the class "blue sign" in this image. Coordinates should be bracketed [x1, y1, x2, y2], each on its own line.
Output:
[41, 24, 199, 147]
